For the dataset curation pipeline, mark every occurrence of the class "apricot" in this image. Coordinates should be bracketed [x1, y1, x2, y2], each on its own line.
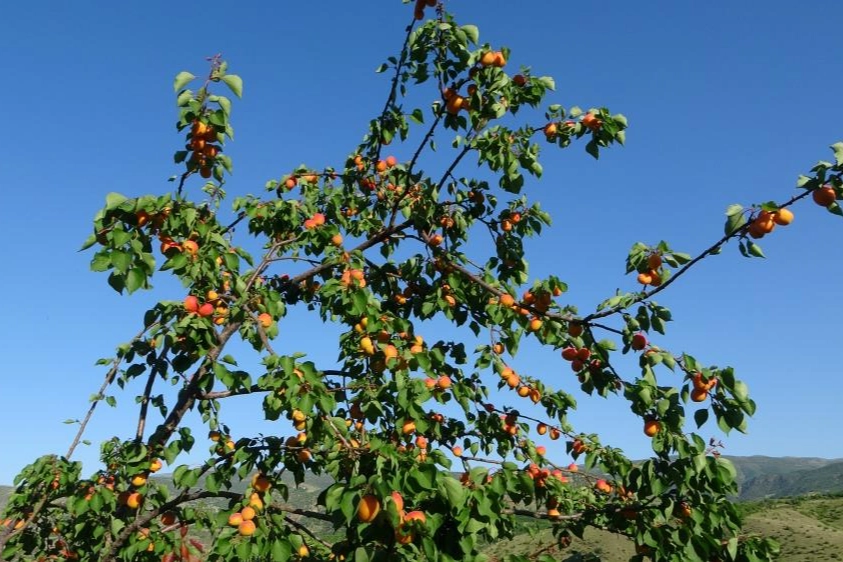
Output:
[637, 271, 654, 285]
[813, 185, 836, 206]
[647, 253, 662, 270]
[690, 388, 708, 402]
[581, 112, 602, 131]
[252, 474, 271, 492]
[643, 419, 661, 437]
[198, 303, 214, 317]
[773, 208, 794, 225]
[513, 74, 527, 86]
[184, 296, 199, 313]
[238, 519, 256, 536]
[258, 313, 272, 328]
[126, 492, 142, 509]
[630, 333, 648, 351]
[480, 51, 497, 67]
[445, 95, 465, 115]
[357, 494, 381, 523]
[241, 506, 256, 521]
[543, 122, 558, 139]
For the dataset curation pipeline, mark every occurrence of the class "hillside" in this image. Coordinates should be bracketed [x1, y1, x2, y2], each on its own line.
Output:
[726, 456, 840, 487]
[738, 460, 843, 500]
[484, 494, 843, 562]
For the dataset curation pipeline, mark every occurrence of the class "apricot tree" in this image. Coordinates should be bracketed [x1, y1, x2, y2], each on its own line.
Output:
[2, 2, 841, 561]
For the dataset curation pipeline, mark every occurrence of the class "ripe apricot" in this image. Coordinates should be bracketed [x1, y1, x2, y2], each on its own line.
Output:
[773, 208, 794, 225]
[647, 253, 662, 270]
[241, 506, 256, 521]
[517, 385, 530, 398]
[402, 420, 416, 435]
[357, 494, 381, 523]
[238, 519, 256, 536]
[184, 296, 199, 313]
[543, 122, 558, 139]
[437, 375, 452, 389]
[643, 419, 661, 437]
[630, 333, 648, 351]
[513, 74, 527, 86]
[561, 347, 578, 361]
[528, 318, 543, 331]
[126, 492, 142, 509]
[258, 313, 272, 328]
[445, 95, 465, 114]
[690, 388, 708, 402]
[480, 51, 497, 67]
[637, 271, 653, 285]
[813, 185, 836, 206]
[198, 303, 214, 317]
[581, 112, 602, 131]
[537, 423, 548, 435]
[567, 322, 584, 337]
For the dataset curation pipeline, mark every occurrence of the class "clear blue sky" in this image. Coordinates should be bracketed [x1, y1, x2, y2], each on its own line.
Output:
[2, 1, 842, 484]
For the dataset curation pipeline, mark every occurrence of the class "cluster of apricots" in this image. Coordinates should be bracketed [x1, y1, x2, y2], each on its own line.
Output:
[544, 111, 602, 140]
[209, 429, 236, 456]
[441, 50, 508, 115]
[690, 371, 718, 402]
[184, 292, 228, 325]
[496, 288, 561, 332]
[115, 459, 160, 512]
[423, 374, 453, 391]
[499, 412, 520, 437]
[636, 252, 665, 287]
[226, 475, 273, 539]
[341, 268, 367, 289]
[747, 207, 794, 239]
[526, 463, 568, 491]
[499, 209, 523, 233]
[302, 212, 326, 230]
[187, 120, 220, 179]
[280, 171, 320, 191]
[536, 421, 563, 440]
[561, 345, 594, 373]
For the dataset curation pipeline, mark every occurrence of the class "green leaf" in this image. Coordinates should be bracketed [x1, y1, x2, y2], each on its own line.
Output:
[694, 408, 708, 428]
[461, 25, 480, 44]
[725, 204, 743, 217]
[747, 241, 765, 258]
[725, 212, 747, 235]
[126, 268, 145, 294]
[733, 380, 749, 402]
[173, 71, 196, 92]
[832, 142, 843, 166]
[439, 476, 466, 507]
[221, 74, 243, 98]
[105, 192, 128, 211]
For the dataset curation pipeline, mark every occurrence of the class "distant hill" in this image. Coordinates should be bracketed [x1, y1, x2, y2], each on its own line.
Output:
[484, 494, 843, 562]
[738, 460, 843, 500]
[725, 456, 841, 487]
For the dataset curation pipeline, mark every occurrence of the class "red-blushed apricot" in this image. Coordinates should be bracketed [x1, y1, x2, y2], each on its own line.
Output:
[357, 494, 381, 523]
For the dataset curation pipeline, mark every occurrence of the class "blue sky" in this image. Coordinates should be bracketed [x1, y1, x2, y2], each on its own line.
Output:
[2, 1, 842, 484]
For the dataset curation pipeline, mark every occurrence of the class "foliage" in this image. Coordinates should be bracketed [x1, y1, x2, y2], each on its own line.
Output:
[3, 2, 843, 561]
